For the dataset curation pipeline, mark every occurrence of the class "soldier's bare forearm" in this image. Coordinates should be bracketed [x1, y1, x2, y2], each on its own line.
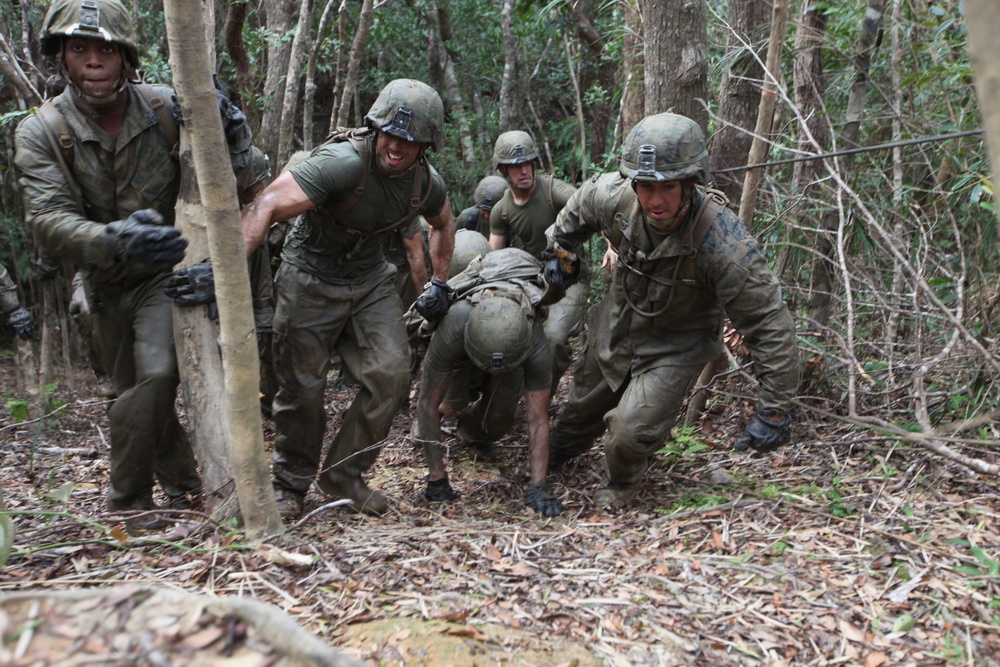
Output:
[524, 388, 551, 485]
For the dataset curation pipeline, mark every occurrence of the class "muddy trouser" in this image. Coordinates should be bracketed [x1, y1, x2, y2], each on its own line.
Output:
[269, 263, 411, 494]
[452, 368, 524, 444]
[91, 273, 200, 507]
[550, 331, 702, 487]
[544, 273, 589, 395]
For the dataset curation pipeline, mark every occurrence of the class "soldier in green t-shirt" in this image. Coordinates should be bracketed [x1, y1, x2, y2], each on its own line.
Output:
[239, 79, 456, 518]
[487, 131, 586, 394]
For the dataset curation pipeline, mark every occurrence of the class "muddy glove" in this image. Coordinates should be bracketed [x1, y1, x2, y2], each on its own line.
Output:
[414, 278, 454, 323]
[424, 474, 456, 501]
[213, 74, 248, 145]
[106, 210, 187, 272]
[165, 261, 218, 320]
[525, 482, 562, 517]
[733, 409, 792, 453]
[540, 248, 580, 289]
[4, 304, 35, 340]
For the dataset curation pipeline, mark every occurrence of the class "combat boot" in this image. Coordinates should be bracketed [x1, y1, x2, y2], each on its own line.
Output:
[107, 495, 167, 534]
[593, 481, 640, 508]
[273, 487, 304, 520]
[317, 469, 389, 516]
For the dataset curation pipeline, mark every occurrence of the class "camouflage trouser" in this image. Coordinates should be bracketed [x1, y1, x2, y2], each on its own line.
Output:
[544, 275, 588, 395]
[269, 263, 411, 494]
[90, 273, 200, 507]
[550, 322, 701, 486]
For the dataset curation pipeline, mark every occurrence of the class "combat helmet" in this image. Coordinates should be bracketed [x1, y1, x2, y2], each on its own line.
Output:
[464, 297, 532, 373]
[619, 113, 710, 184]
[473, 175, 508, 211]
[238, 147, 272, 200]
[365, 79, 444, 149]
[492, 131, 539, 171]
[449, 229, 492, 279]
[41, 0, 140, 69]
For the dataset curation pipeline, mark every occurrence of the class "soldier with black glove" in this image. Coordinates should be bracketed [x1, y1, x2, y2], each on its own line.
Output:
[1, 262, 35, 341]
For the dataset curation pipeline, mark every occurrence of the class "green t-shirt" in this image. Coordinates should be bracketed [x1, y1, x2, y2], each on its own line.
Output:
[489, 175, 576, 257]
[282, 140, 448, 284]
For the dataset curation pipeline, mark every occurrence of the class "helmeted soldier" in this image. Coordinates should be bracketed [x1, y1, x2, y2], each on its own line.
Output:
[455, 175, 507, 239]
[239, 78, 456, 518]
[488, 130, 585, 395]
[14, 0, 259, 530]
[545, 112, 800, 507]
[411, 248, 562, 517]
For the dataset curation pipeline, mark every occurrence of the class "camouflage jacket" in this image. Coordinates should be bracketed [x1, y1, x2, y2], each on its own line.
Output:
[14, 83, 255, 287]
[547, 172, 799, 411]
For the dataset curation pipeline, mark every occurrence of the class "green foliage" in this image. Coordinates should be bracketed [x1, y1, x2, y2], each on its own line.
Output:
[657, 426, 711, 461]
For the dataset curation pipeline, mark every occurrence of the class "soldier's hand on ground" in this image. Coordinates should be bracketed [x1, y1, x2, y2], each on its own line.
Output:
[424, 474, 456, 501]
[164, 261, 215, 306]
[541, 249, 580, 289]
[415, 278, 454, 322]
[733, 409, 792, 453]
[5, 305, 35, 340]
[525, 482, 562, 517]
[106, 210, 187, 272]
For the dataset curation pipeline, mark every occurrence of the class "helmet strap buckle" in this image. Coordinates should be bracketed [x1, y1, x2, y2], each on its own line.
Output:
[386, 106, 414, 137]
[637, 144, 658, 177]
[490, 352, 506, 372]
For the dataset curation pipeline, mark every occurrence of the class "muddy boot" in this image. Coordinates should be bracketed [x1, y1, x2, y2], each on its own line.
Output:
[593, 481, 640, 509]
[316, 470, 389, 516]
[108, 495, 167, 534]
[273, 486, 304, 520]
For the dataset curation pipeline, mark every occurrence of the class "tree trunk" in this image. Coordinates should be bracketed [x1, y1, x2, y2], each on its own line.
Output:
[333, 0, 374, 131]
[641, 0, 708, 129]
[619, 0, 644, 139]
[304, 0, 337, 150]
[277, 0, 314, 167]
[258, 0, 296, 160]
[570, 0, 616, 164]
[163, 0, 282, 539]
[498, 0, 517, 132]
[223, 2, 252, 109]
[710, 0, 772, 203]
[809, 0, 884, 329]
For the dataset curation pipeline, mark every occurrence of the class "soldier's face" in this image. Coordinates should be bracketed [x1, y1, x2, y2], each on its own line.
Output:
[63, 37, 123, 101]
[635, 180, 684, 232]
[375, 132, 424, 175]
[505, 162, 535, 192]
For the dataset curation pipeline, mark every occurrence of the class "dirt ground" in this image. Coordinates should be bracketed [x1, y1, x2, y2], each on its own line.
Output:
[1, 344, 999, 666]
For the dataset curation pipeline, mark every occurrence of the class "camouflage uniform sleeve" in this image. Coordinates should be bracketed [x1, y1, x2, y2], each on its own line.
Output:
[0, 262, 22, 312]
[13, 116, 116, 269]
[707, 212, 800, 412]
[544, 173, 607, 255]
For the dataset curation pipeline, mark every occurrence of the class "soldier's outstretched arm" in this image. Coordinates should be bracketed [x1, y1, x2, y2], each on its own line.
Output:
[424, 197, 455, 282]
[523, 386, 562, 517]
[240, 171, 314, 256]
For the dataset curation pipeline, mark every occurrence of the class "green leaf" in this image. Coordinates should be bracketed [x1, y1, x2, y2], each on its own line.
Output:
[892, 614, 916, 633]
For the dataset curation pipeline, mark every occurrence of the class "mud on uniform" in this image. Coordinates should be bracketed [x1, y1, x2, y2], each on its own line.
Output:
[547, 172, 800, 485]
[14, 84, 256, 508]
[489, 176, 584, 392]
[272, 139, 448, 494]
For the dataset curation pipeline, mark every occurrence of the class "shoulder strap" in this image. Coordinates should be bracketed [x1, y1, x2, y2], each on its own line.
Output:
[133, 83, 179, 152]
[35, 101, 86, 214]
[543, 174, 555, 215]
[319, 129, 372, 215]
[682, 186, 729, 283]
[606, 186, 637, 251]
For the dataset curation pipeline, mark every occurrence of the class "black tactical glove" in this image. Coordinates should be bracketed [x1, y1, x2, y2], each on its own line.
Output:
[5, 305, 35, 340]
[165, 261, 215, 306]
[414, 278, 454, 322]
[525, 482, 562, 517]
[733, 408, 792, 453]
[424, 474, 456, 501]
[105, 210, 187, 272]
[213, 74, 248, 144]
[540, 249, 580, 289]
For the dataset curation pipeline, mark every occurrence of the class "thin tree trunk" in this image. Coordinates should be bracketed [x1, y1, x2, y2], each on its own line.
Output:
[277, 0, 314, 166]
[304, 0, 337, 150]
[333, 0, 374, 131]
[163, 0, 282, 539]
[809, 0, 884, 328]
[619, 0, 644, 138]
[223, 2, 252, 107]
[498, 0, 516, 132]
[259, 0, 296, 160]
[570, 0, 615, 162]
[330, 0, 349, 126]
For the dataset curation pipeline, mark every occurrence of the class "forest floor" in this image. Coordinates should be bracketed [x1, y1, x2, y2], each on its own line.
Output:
[1, 345, 999, 667]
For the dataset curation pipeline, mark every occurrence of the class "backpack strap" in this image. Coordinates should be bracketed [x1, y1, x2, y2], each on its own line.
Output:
[34, 101, 86, 214]
[133, 82, 179, 153]
[318, 128, 372, 216]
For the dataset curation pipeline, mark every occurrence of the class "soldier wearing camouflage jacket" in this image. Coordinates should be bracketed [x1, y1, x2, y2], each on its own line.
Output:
[545, 113, 800, 507]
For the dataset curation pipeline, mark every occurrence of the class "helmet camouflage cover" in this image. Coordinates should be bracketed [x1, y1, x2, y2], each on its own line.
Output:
[492, 131, 539, 170]
[619, 113, 710, 184]
[473, 175, 508, 211]
[365, 79, 444, 149]
[464, 296, 532, 373]
[41, 0, 140, 68]
[449, 229, 492, 279]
